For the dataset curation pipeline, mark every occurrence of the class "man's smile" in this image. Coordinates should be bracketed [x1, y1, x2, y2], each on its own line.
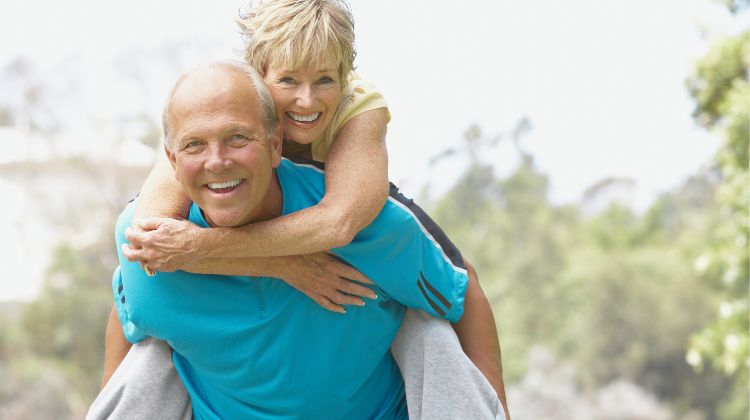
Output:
[206, 179, 244, 193]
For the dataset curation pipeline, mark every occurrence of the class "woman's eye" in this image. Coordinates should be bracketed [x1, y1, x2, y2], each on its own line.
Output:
[318, 76, 335, 84]
[279, 77, 296, 85]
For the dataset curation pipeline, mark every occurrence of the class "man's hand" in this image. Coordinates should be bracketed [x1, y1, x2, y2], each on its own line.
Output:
[276, 252, 377, 314]
[123, 217, 202, 272]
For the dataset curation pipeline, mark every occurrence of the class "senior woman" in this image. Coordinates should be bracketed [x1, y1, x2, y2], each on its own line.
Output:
[98, 1, 509, 419]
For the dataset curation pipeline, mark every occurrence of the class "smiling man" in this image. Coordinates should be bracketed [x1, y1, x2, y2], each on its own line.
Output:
[99, 61, 503, 419]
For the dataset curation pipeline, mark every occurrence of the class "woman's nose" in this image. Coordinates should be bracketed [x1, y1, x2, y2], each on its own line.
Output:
[295, 84, 315, 108]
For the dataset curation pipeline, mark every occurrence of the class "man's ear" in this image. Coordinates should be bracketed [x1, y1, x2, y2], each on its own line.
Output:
[164, 144, 179, 179]
[269, 126, 283, 168]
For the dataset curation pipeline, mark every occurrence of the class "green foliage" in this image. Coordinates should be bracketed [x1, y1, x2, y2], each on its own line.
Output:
[18, 225, 117, 409]
[428, 115, 738, 417]
[685, 24, 749, 420]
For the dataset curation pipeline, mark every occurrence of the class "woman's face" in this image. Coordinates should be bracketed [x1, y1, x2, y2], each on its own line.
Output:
[263, 60, 343, 145]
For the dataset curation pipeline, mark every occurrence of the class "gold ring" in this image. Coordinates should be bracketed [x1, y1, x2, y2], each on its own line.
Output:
[144, 266, 156, 277]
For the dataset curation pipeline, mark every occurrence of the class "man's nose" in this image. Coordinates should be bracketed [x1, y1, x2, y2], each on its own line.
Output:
[295, 84, 315, 108]
[204, 144, 233, 173]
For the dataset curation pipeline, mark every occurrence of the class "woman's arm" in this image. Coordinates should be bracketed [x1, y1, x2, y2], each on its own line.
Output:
[122, 243, 379, 313]
[133, 153, 192, 221]
[180, 253, 377, 313]
[126, 107, 390, 266]
[126, 109, 388, 311]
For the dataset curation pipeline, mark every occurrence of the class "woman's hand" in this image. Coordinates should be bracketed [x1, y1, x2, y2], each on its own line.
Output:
[122, 217, 203, 272]
[277, 252, 377, 314]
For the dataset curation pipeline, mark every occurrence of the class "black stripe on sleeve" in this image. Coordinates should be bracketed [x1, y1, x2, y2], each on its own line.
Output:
[417, 277, 446, 317]
[284, 156, 326, 170]
[420, 272, 452, 309]
[388, 183, 466, 270]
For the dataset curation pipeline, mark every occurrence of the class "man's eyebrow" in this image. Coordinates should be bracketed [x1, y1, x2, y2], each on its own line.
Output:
[225, 125, 260, 135]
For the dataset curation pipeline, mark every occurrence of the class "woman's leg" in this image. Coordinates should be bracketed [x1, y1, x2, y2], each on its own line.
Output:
[391, 308, 506, 420]
[86, 338, 192, 420]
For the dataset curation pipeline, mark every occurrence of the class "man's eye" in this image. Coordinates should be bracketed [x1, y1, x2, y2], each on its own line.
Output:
[229, 134, 250, 146]
[183, 141, 203, 151]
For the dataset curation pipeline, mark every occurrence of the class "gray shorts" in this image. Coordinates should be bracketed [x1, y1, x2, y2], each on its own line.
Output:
[87, 309, 504, 420]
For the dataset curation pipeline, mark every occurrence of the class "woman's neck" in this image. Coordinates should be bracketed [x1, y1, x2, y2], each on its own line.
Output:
[281, 138, 313, 160]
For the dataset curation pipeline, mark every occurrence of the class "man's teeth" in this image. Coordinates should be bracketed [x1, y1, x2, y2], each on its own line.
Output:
[288, 112, 320, 123]
[208, 179, 241, 190]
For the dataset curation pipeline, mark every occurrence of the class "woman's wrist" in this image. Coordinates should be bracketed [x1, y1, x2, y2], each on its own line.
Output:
[198, 227, 228, 260]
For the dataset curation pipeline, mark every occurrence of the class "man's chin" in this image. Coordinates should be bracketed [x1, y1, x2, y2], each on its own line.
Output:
[202, 210, 248, 228]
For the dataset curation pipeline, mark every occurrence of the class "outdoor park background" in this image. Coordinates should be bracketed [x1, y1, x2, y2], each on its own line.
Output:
[0, 0, 748, 418]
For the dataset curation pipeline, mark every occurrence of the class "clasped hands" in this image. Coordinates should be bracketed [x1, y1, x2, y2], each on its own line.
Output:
[121, 217, 376, 313]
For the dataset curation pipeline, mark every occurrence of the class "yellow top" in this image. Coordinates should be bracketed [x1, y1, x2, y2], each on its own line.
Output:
[310, 72, 390, 162]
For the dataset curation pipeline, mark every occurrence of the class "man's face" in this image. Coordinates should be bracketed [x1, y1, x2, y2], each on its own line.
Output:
[165, 69, 282, 227]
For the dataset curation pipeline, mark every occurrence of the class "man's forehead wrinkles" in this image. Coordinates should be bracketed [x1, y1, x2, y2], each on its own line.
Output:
[174, 116, 262, 142]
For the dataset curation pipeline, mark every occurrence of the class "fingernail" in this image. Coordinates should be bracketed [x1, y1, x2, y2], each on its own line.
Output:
[358, 300, 366, 306]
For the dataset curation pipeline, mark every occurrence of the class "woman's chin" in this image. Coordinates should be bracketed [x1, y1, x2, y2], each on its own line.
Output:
[283, 127, 323, 145]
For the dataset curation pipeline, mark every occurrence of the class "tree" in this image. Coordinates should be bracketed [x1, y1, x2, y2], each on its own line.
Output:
[685, 4, 749, 419]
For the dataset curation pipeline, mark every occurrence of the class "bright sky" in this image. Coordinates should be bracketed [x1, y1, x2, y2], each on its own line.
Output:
[0, 0, 745, 300]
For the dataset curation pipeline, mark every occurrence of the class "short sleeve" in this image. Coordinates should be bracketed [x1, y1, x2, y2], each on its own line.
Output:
[310, 72, 391, 161]
[112, 266, 148, 344]
[112, 201, 149, 344]
[380, 198, 468, 323]
[334, 186, 469, 323]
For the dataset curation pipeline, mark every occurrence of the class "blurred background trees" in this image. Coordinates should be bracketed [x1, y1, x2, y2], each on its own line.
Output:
[685, 2, 749, 418]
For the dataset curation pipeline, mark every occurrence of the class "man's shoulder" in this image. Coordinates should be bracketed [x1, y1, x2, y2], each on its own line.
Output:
[114, 199, 138, 242]
[279, 157, 326, 176]
[277, 158, 327, 213]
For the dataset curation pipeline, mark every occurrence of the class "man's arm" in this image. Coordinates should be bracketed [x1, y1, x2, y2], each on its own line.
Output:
[101, 305, 132, 388]
[451, 261, 510, 419]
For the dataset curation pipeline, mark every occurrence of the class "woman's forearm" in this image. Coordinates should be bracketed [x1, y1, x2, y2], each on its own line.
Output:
[133, 152, 192, 221]
[183, 255, 289, 277]
[196, 108, 390, 259]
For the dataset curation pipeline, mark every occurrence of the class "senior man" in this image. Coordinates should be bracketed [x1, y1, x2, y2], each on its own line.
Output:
[93, 61, 505, 419]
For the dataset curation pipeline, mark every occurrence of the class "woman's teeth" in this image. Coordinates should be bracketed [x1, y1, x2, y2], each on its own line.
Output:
[287, 112, 320, 123]
[208, 179, 242, 191]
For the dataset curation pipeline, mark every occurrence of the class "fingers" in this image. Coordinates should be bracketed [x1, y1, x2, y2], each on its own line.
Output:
[329, 291, 366, 307]
[124, 227, 149, 247]
[135, 217, 166, 232]
[121, 244, 148, 262]
[317, 297, 346, 314]
[338, 280, 377, 300]
[322, 254, 373, 285]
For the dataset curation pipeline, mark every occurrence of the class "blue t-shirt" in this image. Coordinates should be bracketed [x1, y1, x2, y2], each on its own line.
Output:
[113, 158, 468, 420]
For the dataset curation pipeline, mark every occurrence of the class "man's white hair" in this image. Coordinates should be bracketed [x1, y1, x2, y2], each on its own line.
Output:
[162, 60, 279, 150]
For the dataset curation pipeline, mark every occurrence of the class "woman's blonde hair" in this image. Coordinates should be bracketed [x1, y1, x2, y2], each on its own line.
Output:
[238, 0, 356, 83]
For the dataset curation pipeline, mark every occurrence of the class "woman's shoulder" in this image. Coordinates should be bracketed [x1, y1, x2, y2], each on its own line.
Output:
[339, 71, 387, 112]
